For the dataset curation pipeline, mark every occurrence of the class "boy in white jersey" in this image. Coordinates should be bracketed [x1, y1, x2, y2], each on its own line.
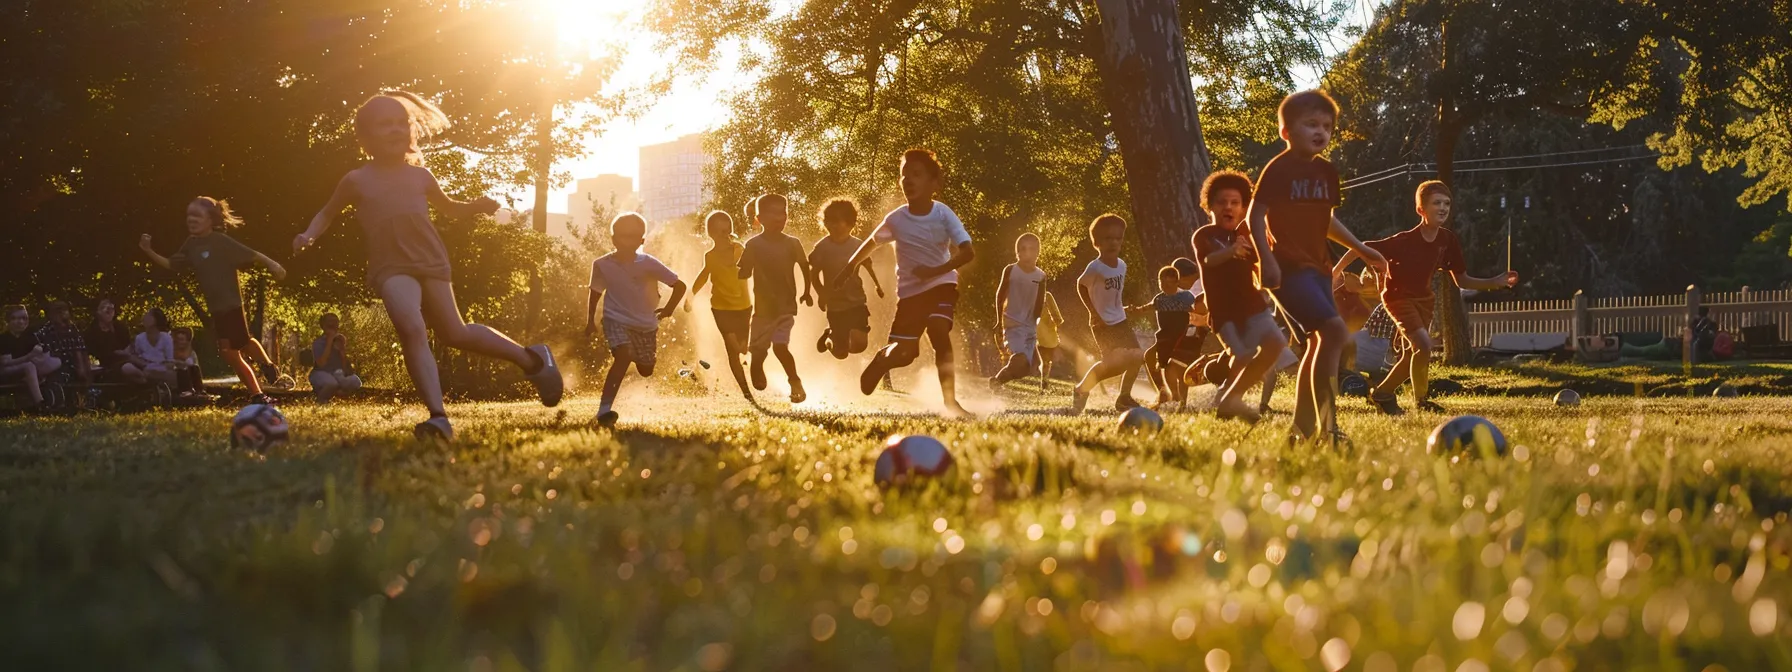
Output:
[584, 213, 687, 426]
[991, 232, 1047, 385]
[1072, 214, 1144, 413]
[841, 148, 977, 417]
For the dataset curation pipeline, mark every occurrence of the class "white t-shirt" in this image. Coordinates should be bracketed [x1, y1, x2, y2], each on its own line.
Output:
[589, 252, 680, 330]
[1003, 265, 1047, 326]
[874, 201, 973, 298]
[1078, 257, 1128, 326]
[133, 332, 174, 366]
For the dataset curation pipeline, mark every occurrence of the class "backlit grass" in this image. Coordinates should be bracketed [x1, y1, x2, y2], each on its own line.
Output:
[3, 384, 1792, 670]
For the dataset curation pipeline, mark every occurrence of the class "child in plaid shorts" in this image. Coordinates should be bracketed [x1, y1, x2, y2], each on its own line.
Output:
[585, 213, 687, 426]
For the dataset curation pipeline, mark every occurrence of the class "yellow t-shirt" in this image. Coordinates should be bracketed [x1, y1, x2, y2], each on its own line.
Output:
[1036, 292, 1063, 348]
[706, 242, 752, 311]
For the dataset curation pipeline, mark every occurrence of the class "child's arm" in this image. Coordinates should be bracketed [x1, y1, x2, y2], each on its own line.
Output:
[1077, 280, 1097, 326]
[1328, 215, 1387, 275]
[658, 280, 688, 320]
[842, 223, 887, 275]
[252, 251, 288, 281]
[1331, 249, 1360, 279]
[296, 174, 357, 253]
[425, 170, 500, 220]
[797, 255, 814, 307]
[915, 242, 975, 280]
[993, 265, 1012, 330]
[686, 265, 711, 313]
[1044, 293, 1062, 325]
[1247, 202, 1278, 288]
[138, 235, 173, 269]
[584, 288, 603, 337]
[859, 262, 885, 298]
[1451, 269, 1519, 291]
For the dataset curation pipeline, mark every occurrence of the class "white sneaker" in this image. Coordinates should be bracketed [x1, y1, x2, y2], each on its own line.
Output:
[414, 416, 454, 442]
[525, 344, 563, 407]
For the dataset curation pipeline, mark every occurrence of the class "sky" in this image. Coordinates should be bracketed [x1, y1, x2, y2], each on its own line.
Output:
[515, 0, 1378, 215]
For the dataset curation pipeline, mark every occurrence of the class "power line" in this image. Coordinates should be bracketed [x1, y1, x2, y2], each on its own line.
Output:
[1342, 152, 1660, 191]
[1342, 144, 1653, 189]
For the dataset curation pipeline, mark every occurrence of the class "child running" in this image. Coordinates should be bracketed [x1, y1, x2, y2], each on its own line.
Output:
[584, 213, 687, 426]
[139, 197, 291, 404]
[1071, 214, 1144, 413]
[808, 198, 885, 360]
[294, 90, 563, 441]
[991, 232, 1047, 385]
[1035, 290, 1064, 392]
[1249, 90, 1387, 440]
[687, 210, 755, 399]
[737, 193, 813, 403]
[844, 148, 976, 417]
[1158, 258, 1210, 408]
[1141, 265, 1198, 410]
[1194, 170, 1290, 422]
[1335, 180, 1517, 414]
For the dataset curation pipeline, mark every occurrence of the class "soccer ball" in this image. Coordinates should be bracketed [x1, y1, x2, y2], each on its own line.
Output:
[1118, 406, 1164, 433]
[1427, 415, 1506, 456]
[1554, 389, 1581, 407]
[1339, 372, 1370, 398]
[1713, 384, 1739, 398]
[232, 403, 290, 451]
[874, 434, 954, 488]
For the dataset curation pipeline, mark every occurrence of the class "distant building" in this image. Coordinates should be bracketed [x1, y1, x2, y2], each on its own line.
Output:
[569, 174, 637, 234]
[638, 133, 712, 226]
[496, 210, 573, 242]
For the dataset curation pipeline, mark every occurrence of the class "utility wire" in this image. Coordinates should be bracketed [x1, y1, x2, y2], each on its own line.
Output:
[1342, 153, 1659, 191]
[1342, 144, 1653, 189]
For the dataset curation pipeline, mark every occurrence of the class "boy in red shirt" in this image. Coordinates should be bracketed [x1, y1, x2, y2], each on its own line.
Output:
[1193, 171, 1288, 421]
[1249, 90, 1388, 440]
[1336, 181, 1517, 414]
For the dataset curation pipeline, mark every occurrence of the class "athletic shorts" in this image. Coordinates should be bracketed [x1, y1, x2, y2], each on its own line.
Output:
[1216, 310, 1284, 358]
[1093, 321, 1140, 357]
[750, 312, 795, 349]
[712, 308, 751, 345]
[890, 283, 958, 342]
[1003, 325, 1038, 361]
[1269, 266, 1338, 336]
[212, 306, 252, 350]
[1166, 327, 1210, 367]
[1382, 295, 1435, 348]
[602, 318, 659, 370]
[826, 304, 872, 336]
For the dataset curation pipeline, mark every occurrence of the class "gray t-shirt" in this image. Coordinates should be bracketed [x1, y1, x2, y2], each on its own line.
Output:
[170, 233, 256, 309]
[738, 231, 806, 316]
[808, 235, 867, 311]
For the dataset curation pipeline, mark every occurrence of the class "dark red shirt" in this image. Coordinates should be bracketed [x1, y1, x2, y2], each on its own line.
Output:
[1252, 151, 1341, 274]
[1193, 224, 1268, 328]
[1366, 225, 1466, 300]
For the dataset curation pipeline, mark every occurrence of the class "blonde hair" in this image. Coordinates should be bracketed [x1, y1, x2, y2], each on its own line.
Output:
[354, 90, 451, 166]
[1415, 180, 1452, 209]
[191, 196, 244, 231]
[1088, 213, 1127, 239]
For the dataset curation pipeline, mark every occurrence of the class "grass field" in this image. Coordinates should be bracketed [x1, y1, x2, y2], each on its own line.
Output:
[4, 380, 1792, 670]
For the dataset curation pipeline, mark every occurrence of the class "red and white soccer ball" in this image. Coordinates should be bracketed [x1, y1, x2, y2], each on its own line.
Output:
[874, 434, 955, 488]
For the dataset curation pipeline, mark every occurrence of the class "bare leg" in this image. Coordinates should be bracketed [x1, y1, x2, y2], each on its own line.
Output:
[1219, 334, 1287, 421]
[862, 339, 919, 395]
[1036, 346, 1054, 392]
[927, 322, 965, 416]
[772, 343, 800, 383]
[599, 346, 634, 414]
[222, 348, 263, 395]
[1312, 319, 1349, 435]
[380, 276, 446, 416]
[1260, 368, 1278, 411]
[1117, 364, 1141, 404]
[417, 278, 535, 370]
[749, 346, 769, 390]
[1292, 336, 1321, 439]
[721, 333, 752, 399]
[1373, 346, 1415, 399]
[1143, 345, 1167, 404]
[849, 330, 869, 355]
[5, 364, 43, 403]
[120, 363, 147, 384]
[240, 339, 275, 367]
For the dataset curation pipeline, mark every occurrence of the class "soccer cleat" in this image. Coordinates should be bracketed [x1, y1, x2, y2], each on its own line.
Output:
[1369, 394, 1404, 416]
[596, 410, 620, 427]
[816, 328, 833, 354]
[414, 416, 454, 442]
[525, 344, 564, 407]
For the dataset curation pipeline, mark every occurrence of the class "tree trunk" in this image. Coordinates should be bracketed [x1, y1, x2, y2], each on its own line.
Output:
[1089, 0, 1213, 274]
[1432, 2, 1473, 365]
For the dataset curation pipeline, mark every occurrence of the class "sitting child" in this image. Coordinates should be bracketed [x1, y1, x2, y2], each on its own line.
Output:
[309, 313, 364, 404]
[169, 326, 211, 401]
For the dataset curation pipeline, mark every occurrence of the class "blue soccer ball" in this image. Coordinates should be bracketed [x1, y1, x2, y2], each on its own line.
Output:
[232, 403, 290, 451]
[1427, 415, 1506, 455]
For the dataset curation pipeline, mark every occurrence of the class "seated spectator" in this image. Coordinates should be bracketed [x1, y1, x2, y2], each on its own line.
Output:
[1690, 306, 1718, 363]
[85, 298, 137, 383]
[130, 307, 178, 387]
[35, 301, 90, 386]
[1, 304, 62, 409]
[309, 312, 362, 404]
[170, 326, 211, 400]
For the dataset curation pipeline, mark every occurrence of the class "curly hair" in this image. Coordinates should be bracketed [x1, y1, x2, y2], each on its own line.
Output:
[1200, 170, 1254, 208]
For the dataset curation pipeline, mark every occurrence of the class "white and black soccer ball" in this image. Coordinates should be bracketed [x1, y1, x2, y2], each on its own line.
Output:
[1118, 406, 1164, 433]
[232, 403, 290, 451]
[874, 434, 955, 488]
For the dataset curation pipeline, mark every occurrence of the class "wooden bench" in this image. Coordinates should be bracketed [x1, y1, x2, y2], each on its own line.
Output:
[1739, 324, 1792, 359]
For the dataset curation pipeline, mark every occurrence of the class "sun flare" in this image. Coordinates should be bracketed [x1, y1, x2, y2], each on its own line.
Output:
[536, 0, 646, 49]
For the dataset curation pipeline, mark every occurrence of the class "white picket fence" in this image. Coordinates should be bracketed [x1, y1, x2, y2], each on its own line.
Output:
[1467, 286, 1792, 347]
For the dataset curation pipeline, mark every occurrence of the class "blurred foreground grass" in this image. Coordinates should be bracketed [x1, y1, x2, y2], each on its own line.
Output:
[3, 385, 1792, 671]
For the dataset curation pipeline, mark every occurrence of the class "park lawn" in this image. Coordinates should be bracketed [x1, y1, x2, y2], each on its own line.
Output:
[1435, 360, 1792, 398]
[3, 386, 1792, 670]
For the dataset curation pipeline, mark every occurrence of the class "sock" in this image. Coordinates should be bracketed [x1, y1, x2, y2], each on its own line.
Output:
[430, 410, 447, 419]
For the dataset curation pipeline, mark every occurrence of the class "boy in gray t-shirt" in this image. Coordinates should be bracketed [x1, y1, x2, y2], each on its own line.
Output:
[808, 199, 885, 360]
[737, 193, 813, 404]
